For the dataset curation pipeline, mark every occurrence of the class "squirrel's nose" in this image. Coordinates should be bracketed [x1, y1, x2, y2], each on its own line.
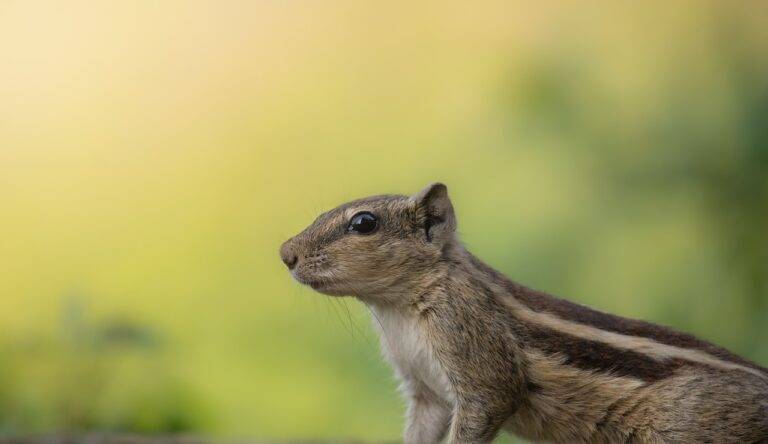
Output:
[283, 254, 298, 270]
[280, 242, 299, 270]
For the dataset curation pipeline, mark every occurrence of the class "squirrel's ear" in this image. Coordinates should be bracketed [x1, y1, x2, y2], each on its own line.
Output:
[410, 183, 456, 242]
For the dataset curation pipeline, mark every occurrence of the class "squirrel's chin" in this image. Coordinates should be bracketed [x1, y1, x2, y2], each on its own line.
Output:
[295, 276, 349, 297]
[308, 283, 349, 297]
[316, 288, 349, 297]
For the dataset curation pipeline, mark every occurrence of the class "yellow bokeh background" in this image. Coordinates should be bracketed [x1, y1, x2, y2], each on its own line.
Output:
[1, 1, 766, 441]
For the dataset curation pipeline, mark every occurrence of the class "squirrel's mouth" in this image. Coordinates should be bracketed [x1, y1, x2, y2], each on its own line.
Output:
[291, 269, 347, 296]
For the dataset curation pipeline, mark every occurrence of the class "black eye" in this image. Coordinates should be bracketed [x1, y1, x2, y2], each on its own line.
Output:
[347, 212, 378, 234]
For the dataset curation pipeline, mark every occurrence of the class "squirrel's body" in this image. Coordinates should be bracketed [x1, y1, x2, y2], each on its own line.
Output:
[280, 184, 768, 443]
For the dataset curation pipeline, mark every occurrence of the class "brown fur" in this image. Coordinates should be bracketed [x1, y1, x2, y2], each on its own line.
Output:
[280, 183, 768, 443]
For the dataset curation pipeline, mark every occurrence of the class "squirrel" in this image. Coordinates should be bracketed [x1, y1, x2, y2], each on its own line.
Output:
[279, 183, 768, 443]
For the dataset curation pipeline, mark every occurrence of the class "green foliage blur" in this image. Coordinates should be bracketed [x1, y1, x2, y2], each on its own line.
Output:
[1, 1, 766, 441]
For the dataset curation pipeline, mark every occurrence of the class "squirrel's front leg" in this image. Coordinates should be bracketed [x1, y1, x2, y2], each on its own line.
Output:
[403, 395, 451, 444]
[420, 293, 526, 443]
[445, 398, 509, 444]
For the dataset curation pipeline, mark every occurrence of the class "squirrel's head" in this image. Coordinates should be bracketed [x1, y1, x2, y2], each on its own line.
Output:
[279, 183, 458, 301]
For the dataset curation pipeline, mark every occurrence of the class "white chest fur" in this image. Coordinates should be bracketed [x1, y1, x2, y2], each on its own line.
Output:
[369, 305, 453, 403]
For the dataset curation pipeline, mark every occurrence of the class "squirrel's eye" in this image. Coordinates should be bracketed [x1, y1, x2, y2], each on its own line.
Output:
[347, 212, 378, 235]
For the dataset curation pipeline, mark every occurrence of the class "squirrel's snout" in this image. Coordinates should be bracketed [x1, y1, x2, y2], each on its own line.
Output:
[283, 254, 298, 270]
[280, 241, 299, 270]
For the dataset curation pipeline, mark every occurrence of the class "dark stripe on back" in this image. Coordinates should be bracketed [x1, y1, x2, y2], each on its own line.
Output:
[522, 322, 684, 382]
[462, 270, 684, 383]
[466, 253, 768, 374]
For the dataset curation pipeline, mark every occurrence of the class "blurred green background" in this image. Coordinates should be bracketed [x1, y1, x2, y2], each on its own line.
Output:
[1, 0, 767, 441]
